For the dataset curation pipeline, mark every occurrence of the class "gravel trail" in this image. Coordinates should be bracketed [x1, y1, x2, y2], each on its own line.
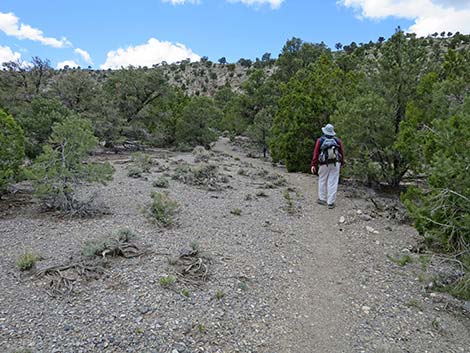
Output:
[0, 137, 468, 353]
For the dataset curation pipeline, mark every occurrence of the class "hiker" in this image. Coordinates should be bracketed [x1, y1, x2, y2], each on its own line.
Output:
[310, 123, 345, 209]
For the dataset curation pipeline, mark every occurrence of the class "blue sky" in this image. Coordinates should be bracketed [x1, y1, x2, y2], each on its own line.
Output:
[0, 0, 469, 69]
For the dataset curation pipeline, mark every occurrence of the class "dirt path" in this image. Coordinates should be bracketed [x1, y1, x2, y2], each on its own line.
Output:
[0, 137, 468, 353]
[213, 138, 469, 353]
[213, 138, 354, 352]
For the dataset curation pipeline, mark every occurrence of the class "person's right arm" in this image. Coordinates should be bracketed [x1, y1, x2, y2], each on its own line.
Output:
[311, 139, 321, 174]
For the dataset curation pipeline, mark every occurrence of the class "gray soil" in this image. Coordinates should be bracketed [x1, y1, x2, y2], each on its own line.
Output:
[0, 137, 469, 353]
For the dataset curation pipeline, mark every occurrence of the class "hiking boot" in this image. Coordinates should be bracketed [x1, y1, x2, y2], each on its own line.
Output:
[317, 199, 327, 206]
[327, 203, 335, 209]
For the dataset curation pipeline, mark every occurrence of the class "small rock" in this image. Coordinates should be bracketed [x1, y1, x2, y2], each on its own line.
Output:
[359, 214, 372, 221]
[339, 216, 346, 224]
[366, 226, 379, 234]
[463, 301, 470, 312]
[361, 306, 371, 314]
[356, 209, 363, 215]
[137, 305, 150, 315]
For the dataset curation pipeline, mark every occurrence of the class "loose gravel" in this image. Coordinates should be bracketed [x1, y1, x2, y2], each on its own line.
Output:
[0, 137, 468, 353]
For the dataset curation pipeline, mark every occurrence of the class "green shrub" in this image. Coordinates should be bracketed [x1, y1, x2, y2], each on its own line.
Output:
[153, 176, 169, 188]
[147, 191, 179, 227]
[0, 109, 25, 196]
[16, 252, 39, 271]
[160, 275, 176, 287]
[402, 112, 470, 252]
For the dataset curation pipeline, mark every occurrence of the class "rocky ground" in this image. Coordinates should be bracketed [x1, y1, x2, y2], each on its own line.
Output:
[0, 137, 468, 353]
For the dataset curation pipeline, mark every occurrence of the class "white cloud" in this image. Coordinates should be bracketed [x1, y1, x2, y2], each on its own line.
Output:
[57, 60, 80, 69]
[161, 0, 200, 4]
[74, 48, 93, 64]
[0, 45, 21, 64]
[340, 0, 470, 35]
[0, 11, 70, 48]
[100, 38, 201, 69]
[228, 0, 285, 9]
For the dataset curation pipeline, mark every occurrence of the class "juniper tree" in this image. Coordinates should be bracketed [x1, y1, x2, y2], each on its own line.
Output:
[28, 117, 113, 213]
[0, 109, 25, 196]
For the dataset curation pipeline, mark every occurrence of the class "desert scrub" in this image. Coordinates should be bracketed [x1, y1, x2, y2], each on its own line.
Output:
[127, 166, 143, 178]
[16, 252, 39, 271]
[153, 176, 169, 188]
[82, 228, 137, 258]
[159, 275, 176, 288]
[131, 152, 153, 173]
[147, 191, 179, 227]
[192, 146, 210, 163]
[172, 163, 192, 181]
[126, 152, 153, 178]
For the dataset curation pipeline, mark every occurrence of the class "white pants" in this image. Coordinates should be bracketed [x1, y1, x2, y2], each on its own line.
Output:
[318, 163, 341, 205]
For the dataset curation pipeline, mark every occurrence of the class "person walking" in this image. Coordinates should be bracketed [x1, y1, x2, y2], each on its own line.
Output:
[310, 124, 345, 209]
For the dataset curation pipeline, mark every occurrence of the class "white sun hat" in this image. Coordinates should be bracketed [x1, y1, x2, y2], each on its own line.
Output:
[322, 123, 336, 136]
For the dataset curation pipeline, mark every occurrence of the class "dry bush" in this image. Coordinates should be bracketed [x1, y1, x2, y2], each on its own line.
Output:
[192, 146, 210, 163]
[171, 247, 211, 285]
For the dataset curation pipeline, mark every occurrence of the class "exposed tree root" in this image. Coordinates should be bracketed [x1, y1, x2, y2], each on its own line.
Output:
[36, 230, 151, 297]
[35, 261, 105, 297]
[172, 248, 211, 285]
